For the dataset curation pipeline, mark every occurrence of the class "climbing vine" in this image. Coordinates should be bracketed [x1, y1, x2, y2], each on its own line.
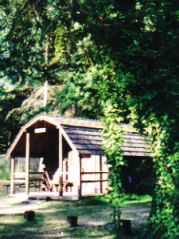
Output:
[102, 106, 125, 198]
[142, 117, 179, 239]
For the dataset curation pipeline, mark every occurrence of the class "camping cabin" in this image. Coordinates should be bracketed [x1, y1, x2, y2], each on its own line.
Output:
[6, 115, 152, 200]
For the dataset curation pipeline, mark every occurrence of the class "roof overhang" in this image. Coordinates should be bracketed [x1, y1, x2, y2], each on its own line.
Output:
[6, 115, 78, 159]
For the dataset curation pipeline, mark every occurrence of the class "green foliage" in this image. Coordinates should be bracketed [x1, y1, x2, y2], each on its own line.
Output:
[0, 1, 179, 238]
[111, 206, 121, 237]
[0, 156, 9, 180]
[103, 106, 124, 197]
[0, 85, 29, 153]
[55, 1, 179, 238]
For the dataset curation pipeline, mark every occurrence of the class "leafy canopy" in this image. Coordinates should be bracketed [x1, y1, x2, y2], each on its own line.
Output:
[0, 1, 179, 238]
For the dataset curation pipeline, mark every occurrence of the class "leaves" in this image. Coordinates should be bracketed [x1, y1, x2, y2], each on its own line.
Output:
[0, 1, 179, 237]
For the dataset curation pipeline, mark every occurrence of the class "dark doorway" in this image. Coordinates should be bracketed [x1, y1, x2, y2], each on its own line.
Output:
[27, 121, 59, 179]
[121, 156, 154, 195]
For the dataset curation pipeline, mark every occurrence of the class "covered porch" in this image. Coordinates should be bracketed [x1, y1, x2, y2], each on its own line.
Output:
[7, 117, 80, 200]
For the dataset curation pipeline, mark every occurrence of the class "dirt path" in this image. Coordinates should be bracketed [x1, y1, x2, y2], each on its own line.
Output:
[0, 196, 151, 239]
[0, 195, 43, 214]
[121, 203, 151, 230]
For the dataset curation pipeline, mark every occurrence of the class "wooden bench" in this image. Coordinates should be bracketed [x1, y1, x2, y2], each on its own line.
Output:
[52, 181, 73, 193]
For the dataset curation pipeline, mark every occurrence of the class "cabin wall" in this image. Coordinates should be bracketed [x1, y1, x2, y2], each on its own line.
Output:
[67, 150, 80, 199]
[80, 155, 108, 196]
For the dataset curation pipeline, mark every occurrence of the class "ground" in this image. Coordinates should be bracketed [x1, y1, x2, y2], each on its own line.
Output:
[0, 193, 151, 239]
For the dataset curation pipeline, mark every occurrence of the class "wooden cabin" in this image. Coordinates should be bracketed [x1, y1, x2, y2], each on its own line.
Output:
[6, 115, 152, 199]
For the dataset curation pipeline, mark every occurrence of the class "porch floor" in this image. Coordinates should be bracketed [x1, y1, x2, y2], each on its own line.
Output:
[28, 191, 79, 200]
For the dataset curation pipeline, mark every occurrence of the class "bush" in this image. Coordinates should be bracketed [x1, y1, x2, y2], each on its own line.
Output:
[0, 155, 10, 180]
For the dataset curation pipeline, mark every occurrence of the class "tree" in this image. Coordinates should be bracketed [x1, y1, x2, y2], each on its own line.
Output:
[0, 1, 179, 237]
[54, 1, 179, 238]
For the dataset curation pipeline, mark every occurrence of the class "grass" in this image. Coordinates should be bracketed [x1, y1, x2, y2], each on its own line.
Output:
[78, 194, 152, 207]
[0, 194, 151, 239]
[0, 197, 115, 239]
[119, 194, 152, 207]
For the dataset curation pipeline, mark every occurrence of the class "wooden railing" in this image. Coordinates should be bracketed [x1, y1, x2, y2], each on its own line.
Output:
[13, 171, 52, 192]
[81, 171, 109, 194]
[81, 171, 108, 175]
[42, 170, 52, 191]
[81, 171, 108, 182]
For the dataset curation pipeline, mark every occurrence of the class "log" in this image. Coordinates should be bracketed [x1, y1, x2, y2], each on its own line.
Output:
[121, 219, 132, 235]
[24, 210, 35, 221]
[67, 216, 78, 227]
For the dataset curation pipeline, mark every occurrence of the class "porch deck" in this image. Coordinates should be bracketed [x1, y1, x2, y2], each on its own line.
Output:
[28, 191, 79, 200]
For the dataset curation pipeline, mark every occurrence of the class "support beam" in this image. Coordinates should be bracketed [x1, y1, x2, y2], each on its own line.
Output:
[99, 156, 103, 194]
[68, 151, 81, 199]
[79, 156, 82, 198]
[59, 130, 63, 196]
[10, 158, 15, 195]
[73, 151, 81, 199]
[25, 133, 30, 195]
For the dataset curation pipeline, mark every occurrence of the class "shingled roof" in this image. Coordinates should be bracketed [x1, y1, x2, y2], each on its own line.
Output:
[46, 115, 152, 157]
[7, 115, 152, 158]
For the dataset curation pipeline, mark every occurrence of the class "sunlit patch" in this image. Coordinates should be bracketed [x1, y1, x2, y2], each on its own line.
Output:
[0, 195, 150, 238]
[0, 215, 21, 224]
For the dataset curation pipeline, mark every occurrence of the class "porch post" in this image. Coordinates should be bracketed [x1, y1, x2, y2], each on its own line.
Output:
[10, 158, 15, 195]
[73, 151, 81, 199]
[79, 155, 82, 198]
[25, 132, 30, 195]
[99, 156, 103, 194]
[59, 129, 63, 196]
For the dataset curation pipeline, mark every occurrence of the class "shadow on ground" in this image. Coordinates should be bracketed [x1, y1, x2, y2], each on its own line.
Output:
[0, 197, 151, 239]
